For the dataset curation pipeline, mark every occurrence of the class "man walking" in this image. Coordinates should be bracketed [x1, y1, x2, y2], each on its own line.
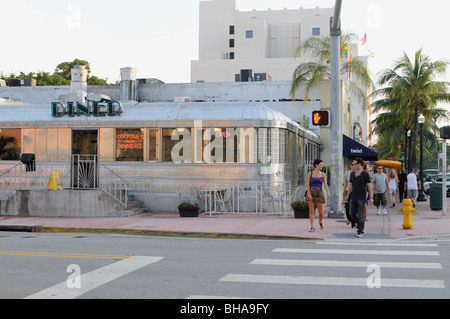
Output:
[405, 168, 421, 207]
[345, 158, 374, 238]
[343, 163, 356, 228]
[398, 169, 407, 203]
[373, 166, 389, 215]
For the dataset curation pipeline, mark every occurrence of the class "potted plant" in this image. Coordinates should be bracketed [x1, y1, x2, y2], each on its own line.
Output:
[291, 200, 310, 219]
[178, 201, 200, 217]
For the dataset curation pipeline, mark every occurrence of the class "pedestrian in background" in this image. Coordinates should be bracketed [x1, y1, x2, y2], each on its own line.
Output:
[345, 158, 374, 238]
[398, 169, 407, 203]
[373, 166, 389, 215]
[363, 161, 373, 221]
[343, 163, 356, 228]
[406, 168, 420, 208]
[306, 159, 331, 233]
[388, 170, 399, 208]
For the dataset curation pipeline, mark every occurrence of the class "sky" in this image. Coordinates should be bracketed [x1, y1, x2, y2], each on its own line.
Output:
[1, 0, 450, 89]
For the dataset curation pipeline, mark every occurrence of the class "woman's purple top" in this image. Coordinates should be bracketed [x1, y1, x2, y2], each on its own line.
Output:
[310, 176, 323, 188]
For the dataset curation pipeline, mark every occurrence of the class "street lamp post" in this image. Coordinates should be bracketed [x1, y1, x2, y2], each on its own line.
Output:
[407, 130, 411, 173]
[418, 114, 427, 202]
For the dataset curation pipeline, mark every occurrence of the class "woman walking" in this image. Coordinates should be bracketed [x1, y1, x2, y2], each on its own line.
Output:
[388, 170, 399, 208]
[306, 159, 331, 232]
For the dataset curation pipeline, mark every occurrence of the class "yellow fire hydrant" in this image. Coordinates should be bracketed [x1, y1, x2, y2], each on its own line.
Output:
[398, 199, 417, 229]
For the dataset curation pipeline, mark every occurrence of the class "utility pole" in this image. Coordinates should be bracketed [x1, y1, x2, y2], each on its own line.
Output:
[328, 0, 345, 218]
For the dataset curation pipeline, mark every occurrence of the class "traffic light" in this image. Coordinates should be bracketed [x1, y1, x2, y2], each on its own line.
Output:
[312, 111, 329, 126]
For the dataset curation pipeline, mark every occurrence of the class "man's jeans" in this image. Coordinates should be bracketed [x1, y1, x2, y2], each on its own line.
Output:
[349, 198, 366, 234]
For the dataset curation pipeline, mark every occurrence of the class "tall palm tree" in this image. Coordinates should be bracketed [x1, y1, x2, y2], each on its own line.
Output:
[290, 32, 374, 108]
[371, 48, 450, 170]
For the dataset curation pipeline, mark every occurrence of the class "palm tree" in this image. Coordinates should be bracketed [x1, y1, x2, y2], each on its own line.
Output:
[290, 32, 374, 108]
[371, 48, 450, 170]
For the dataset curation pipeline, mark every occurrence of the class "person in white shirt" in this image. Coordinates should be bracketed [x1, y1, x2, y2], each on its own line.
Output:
[405, 168, 421, 207]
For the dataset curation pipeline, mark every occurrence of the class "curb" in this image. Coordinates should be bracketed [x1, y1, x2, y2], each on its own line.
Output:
[0, 225, 324, 241]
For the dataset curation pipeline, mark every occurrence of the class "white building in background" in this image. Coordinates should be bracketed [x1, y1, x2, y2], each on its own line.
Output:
[191, 0, 372, 146]
[191, 0, 333, 83]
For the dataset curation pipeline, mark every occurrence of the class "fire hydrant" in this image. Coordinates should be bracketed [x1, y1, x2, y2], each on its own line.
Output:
[398, 199, 417, 229]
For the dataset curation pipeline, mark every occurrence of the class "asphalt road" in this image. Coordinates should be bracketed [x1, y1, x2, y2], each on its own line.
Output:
[1, 231, 450, 302]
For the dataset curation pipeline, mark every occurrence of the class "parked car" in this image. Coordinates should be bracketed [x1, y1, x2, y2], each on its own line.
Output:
[423, 169, 440, 182]
[424, 173, 450, 196]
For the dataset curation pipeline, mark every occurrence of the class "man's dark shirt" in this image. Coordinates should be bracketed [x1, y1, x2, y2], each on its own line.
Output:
[350, 171, 371, 200]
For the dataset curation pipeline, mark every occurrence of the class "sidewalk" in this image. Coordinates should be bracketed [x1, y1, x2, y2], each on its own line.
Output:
[1, 198, 450, 241]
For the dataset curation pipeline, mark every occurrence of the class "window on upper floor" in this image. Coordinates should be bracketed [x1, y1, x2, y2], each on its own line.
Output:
[229, 39, 234, 48]
[246, 30, 253, 38]
[312, 28, 320, 36]
[229, 25, 235, 35]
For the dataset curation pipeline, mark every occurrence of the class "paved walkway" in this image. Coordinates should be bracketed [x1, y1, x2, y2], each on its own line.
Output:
[1, 198, 450, 241]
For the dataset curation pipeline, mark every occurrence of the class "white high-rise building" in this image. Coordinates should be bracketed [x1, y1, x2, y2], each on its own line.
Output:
[191, 0, 334, 83]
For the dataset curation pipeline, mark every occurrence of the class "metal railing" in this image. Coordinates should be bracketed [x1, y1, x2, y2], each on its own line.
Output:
[198, 181, 293, 216]
[98, 164, 130, 209]
[0, 155, 71, 200]
[0, 155, 130, 209]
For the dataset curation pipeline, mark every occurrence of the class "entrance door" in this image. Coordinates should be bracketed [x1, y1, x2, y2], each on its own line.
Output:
[72, 130, 98, 189]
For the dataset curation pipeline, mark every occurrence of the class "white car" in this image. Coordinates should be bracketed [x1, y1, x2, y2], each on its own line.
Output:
[424, 174, 450, 196]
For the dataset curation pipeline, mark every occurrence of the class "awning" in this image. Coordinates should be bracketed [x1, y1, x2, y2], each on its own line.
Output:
[343, 135, 378, 161]
[375, 160, 402, 170]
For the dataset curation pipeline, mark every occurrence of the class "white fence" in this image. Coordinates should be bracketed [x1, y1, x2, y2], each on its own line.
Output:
[177, 181, 308, 216]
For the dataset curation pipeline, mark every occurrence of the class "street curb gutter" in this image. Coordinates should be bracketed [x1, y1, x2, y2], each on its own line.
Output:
[0, 225, 323, 241]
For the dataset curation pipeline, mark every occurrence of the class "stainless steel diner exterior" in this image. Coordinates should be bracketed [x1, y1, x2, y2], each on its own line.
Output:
[0, 101, 321, 215]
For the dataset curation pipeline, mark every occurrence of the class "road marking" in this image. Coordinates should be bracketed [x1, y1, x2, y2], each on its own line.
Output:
[25, 256, 164, 299]
[0, 250, 131, 260]
[273, 248, 440, 256]
[250, 259, 443, 269]
[220, 274, 445, 289]
[316, 242, 438, 248]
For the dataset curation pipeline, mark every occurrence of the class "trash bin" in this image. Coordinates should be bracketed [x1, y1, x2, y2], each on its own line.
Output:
[430, 183, 443, 210]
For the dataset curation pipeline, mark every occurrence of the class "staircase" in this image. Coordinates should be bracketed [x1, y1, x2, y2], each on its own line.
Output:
[105, 191, 150, 217]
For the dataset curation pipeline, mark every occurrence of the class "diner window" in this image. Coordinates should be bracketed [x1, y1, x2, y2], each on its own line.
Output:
[115, 128, 144, 162]
[202, 128, 238, 163]
[163, 128, 191, 162]
[0, 128, 21, 160]
[148, 129, 157, 161]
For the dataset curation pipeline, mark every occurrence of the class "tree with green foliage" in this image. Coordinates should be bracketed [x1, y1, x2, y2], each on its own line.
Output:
[0, 59, 109, 86]
[290, 31, 374, 108]
[371, 48, 450, 170]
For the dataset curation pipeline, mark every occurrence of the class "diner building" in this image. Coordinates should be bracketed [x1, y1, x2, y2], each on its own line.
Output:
[0, 66, 372, 217]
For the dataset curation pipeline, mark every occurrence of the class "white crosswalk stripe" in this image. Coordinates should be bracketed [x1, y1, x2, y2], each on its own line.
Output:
[26, 256, 164, 299]
[272, 248, 440, 256]
[250, 259, 443, 269]
[219, 274, 445, 289]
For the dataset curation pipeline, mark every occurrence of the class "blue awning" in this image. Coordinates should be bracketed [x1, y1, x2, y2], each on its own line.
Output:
[343, 135, 378, 161]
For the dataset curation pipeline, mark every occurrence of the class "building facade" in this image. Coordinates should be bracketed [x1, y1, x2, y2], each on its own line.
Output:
[191, 0, 333, 83]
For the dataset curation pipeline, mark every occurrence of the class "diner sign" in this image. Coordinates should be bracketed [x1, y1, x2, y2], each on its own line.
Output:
[51, 101, 123, 117]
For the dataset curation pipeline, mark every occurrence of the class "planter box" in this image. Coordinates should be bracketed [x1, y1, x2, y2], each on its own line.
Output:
[294, 209, 309, 219]
[179, 208, 200, 218]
